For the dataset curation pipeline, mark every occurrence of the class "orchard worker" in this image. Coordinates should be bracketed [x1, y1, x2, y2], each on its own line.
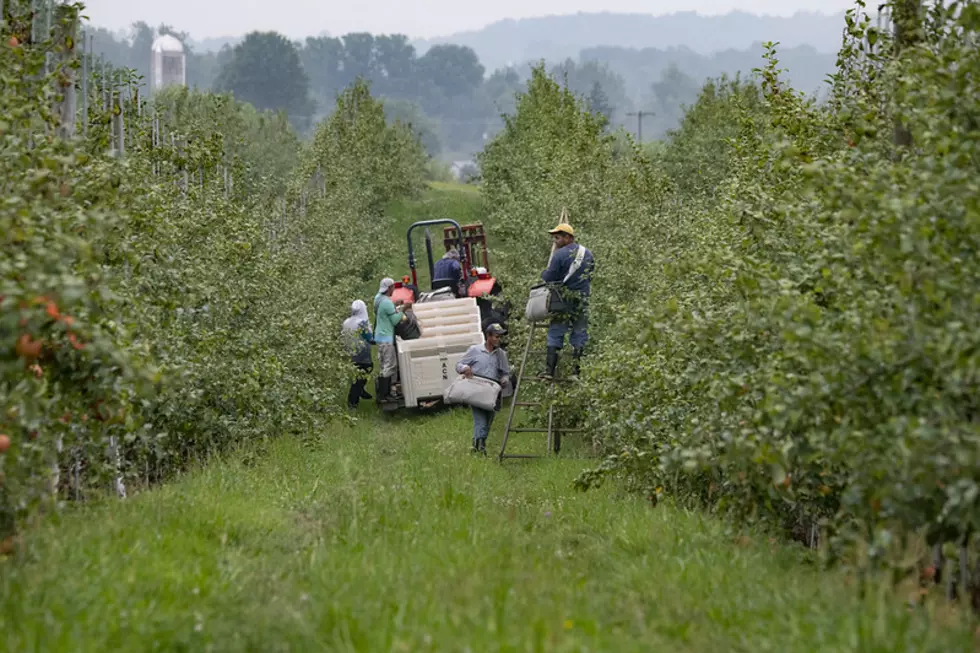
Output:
[541, 222, 595, 380]
[373, 277, 407, 402]
[456, 323, 511, 455]
[341, 299, 375, 409]
[433, 246, 464, 296]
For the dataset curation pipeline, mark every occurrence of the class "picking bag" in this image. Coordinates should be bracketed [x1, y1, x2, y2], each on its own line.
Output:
[443, 375, 502, 411]
[525, 244, 586, 323]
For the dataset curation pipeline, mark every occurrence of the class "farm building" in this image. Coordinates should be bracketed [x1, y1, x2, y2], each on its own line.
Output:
[151, 35, 186, 90]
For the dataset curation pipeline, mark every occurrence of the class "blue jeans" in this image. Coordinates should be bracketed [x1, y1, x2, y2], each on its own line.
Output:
[547, 303, 589, 349]
[472, 407, 495, 447]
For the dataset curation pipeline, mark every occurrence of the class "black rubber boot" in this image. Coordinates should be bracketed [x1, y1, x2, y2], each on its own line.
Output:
[377, 376, 391, 402]
[543, 347, 560, 379]
[571, 347, 584, 379]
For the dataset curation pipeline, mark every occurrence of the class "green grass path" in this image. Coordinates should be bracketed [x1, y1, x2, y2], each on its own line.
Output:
[0, 410, 974, 652]
[1, 184, 974, 651]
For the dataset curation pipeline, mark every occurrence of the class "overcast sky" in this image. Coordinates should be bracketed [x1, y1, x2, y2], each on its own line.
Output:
[81, 0, 858, 40]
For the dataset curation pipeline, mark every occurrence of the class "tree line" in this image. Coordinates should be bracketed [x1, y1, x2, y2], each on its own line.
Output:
[88, 22, 837, 159]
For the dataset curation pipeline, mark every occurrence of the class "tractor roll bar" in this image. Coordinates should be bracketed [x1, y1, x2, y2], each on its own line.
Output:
[406, 219, 469, 289]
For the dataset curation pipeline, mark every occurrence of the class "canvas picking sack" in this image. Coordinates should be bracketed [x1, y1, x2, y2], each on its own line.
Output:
[443, 375, 502, 411]
[395, 310, 422, 340]
[525, 244, 586, 323]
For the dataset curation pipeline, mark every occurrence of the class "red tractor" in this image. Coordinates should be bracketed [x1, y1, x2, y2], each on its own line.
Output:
[390, 220, 508, 331]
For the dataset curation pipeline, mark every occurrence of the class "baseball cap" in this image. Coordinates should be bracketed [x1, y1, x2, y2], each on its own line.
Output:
[548, 223, 574, 236]
[485, 322, 507, 336]
[378, 277, 395, 293]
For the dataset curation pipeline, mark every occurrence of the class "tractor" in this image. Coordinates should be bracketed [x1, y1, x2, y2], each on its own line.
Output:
[390, 220, 508, 329]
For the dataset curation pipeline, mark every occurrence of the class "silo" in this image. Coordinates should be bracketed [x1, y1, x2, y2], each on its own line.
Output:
[151, 35, 186, 90]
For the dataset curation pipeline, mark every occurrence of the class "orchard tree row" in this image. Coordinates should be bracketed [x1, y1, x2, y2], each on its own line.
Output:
[481, 0, 980, 599]
[0, 1, 426, 544]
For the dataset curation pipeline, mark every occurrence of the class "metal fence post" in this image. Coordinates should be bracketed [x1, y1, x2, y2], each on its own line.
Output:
[81, 29, 89, 137]
[116, 87, 125, 156]
[54, 3, 78, 141]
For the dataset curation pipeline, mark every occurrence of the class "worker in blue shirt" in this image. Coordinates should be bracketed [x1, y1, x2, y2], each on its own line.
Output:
[456, 323, 511, 455]
[540, 223, 595, 379]
[433, 247, 464, 296]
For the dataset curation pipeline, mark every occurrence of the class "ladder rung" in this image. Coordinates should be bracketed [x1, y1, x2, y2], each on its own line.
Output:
[500, 454, 543, 459]
[522, 377, 576, 384]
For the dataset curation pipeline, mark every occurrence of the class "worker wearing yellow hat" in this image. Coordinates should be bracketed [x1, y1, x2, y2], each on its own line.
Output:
[540, 220, 595, 379]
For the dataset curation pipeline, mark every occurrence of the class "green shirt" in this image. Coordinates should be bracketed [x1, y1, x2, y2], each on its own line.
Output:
[373, 293, 403, 343]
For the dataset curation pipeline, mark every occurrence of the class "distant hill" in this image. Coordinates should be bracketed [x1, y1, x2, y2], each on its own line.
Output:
[586, 42, 838, 101]
[412, 10, 847, 72]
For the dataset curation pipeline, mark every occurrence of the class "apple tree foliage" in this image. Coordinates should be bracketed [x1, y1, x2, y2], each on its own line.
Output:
[481, 0, 980, 576]
[0, 2, 426, 540]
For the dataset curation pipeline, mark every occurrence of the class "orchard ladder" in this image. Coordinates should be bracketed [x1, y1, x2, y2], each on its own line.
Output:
[497, 322, 583, 462]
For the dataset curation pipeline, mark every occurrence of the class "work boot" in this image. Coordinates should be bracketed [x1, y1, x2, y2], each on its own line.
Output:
[478, 437, 488, 456]
[377, 376, 392, 402]
[571, 347, 584, 379]
[541, 347, 560, 380]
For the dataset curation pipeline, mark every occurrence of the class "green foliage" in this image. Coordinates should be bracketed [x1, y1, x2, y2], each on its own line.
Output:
[482, 1, 980, 582]
[416, 44, 486, 101]
[424, 159, 455, 183]
[296, 34, 499, 154]
[295, 80, 427, 213]
[382, 97, 443, 157]
[552, 59, 630, 124]
[0, 9, 425, 539]
[479, 64, 671, 335]
[586, 81, 612, 127]
[214, 31, 314, 131]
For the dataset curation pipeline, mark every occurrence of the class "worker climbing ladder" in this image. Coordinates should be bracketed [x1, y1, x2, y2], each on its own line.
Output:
[497, 321, 582, 461]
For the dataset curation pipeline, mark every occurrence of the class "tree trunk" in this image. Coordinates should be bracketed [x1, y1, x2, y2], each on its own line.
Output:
[892, 0, 922, 149]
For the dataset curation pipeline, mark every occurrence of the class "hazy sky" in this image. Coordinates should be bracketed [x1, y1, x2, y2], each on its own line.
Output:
[81, 0, 858, 40]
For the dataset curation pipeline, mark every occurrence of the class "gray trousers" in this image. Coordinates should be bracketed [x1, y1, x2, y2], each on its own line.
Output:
[378, 343, 398, 378]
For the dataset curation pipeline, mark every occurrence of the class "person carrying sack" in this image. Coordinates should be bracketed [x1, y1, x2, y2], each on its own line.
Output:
[539, 222, 594, 380]
[455, 323, 511, 455]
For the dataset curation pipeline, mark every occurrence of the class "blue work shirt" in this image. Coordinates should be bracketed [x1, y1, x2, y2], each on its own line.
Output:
[433, 256, 463, 283]
[456, 344, 511, 382]
[541, 243, 595, 297]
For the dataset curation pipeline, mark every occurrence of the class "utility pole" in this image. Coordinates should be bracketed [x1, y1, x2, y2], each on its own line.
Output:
[626, 110, 654, 143]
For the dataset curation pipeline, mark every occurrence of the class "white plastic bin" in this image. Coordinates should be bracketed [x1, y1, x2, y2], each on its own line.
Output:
[396, 297, 484, 406]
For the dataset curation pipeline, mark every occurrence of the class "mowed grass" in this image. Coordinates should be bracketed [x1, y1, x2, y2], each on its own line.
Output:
[1, 409, 975, 652]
